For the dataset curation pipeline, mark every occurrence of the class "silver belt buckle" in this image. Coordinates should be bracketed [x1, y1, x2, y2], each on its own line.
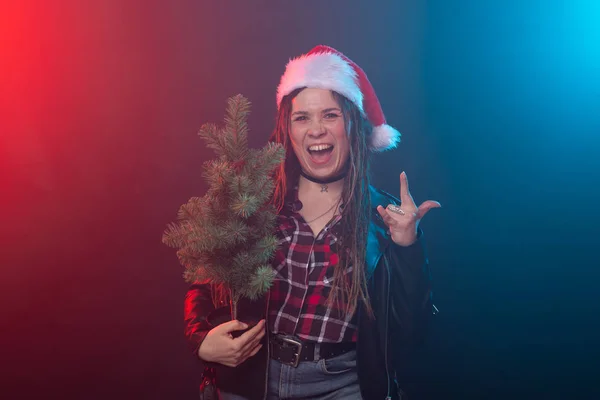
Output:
[279, 336, 303, 367]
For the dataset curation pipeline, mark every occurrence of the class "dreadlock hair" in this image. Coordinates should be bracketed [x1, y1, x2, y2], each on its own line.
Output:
[269, 87, 374, 319]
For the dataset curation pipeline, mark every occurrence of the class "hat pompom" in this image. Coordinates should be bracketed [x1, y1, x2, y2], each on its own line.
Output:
[370, 124, 401, 152]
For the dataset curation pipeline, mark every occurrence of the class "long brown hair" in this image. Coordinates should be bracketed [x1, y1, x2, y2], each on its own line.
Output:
[270, 88, 374, 318]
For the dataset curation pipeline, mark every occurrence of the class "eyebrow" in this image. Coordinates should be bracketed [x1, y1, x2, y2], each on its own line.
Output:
[291, 108, 342, 116]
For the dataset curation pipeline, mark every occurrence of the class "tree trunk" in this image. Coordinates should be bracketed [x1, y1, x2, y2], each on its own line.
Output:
[230, 288, 238, 321]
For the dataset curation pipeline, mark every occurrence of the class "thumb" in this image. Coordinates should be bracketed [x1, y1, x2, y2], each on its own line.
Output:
[416, 200, 441, 220]
[216, 319, 248, 335]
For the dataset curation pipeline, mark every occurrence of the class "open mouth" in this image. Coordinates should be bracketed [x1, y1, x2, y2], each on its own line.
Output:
[307, 144, 334, 164]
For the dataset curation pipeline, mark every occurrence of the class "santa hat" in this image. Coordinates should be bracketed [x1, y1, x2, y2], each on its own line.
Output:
[276, 45, 401, 152]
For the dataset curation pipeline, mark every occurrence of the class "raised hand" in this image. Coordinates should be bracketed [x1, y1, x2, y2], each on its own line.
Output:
[198, 319, 266, 367]
[376, 171, 441, 246]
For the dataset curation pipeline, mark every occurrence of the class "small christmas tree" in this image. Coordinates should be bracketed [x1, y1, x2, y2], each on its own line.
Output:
[162, 94, 285, 319]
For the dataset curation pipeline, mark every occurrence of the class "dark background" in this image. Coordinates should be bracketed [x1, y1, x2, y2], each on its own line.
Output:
[1, 1, 599, 399]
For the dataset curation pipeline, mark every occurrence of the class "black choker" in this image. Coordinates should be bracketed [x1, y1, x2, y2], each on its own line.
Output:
[299, 169, 348, 185]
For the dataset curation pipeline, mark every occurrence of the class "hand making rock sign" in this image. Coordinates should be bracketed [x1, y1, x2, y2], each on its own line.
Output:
[376, 171, 441, 247]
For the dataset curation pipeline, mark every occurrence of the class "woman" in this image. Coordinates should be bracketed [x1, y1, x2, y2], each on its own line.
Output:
[184, 45, 440, 400]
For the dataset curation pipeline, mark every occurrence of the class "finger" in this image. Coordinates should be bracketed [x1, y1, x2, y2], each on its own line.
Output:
[251, 325, 266, 347]
[245, 319, 265, 340]
[400, 172, 415, 206]
[415, 200, 442, 220]
[216, 319, 249, 335]
[243, 322, 266, 351]
[376, 205, 397, 228]
[236, 319, 265, 345]
[249, 343, 263, 357]
[242, 338, 264, 359]
[237, 343, 263, 367]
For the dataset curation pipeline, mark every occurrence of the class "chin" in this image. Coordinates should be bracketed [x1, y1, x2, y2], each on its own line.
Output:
[296, 149, 347, 180]
[302, 165, 343, 181]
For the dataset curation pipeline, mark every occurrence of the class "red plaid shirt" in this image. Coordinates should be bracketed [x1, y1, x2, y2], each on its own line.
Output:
[268, 190, 358, 343]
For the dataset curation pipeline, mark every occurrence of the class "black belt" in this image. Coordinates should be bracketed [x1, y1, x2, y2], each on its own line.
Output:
[269, 334, 356, 368]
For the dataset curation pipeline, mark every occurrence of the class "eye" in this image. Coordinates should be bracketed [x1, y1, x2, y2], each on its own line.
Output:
[293, 115, 308, 122]
[324, 113, 340, 119]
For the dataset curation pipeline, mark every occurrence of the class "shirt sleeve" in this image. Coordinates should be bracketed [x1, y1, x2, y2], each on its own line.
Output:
[184, 283, 216, 361]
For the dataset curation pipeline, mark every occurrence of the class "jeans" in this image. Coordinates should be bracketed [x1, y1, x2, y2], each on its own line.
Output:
[220, 349, 361, 399]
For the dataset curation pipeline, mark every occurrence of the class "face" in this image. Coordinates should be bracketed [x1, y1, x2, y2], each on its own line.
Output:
[289, 88, 350, 180]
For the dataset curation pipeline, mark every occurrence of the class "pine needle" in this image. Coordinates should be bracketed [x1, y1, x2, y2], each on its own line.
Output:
[163, 94, 285, 302]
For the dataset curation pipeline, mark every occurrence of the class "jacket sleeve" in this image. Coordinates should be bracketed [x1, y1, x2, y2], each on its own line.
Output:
[387, 228, 433, 349]
[184, 283, 216, 359]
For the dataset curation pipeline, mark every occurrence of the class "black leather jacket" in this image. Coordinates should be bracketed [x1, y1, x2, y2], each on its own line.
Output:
[184, 186, 434, 399]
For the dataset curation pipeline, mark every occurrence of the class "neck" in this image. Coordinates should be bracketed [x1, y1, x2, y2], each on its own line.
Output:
[298, 174, 345, 198]
[299, 168, 348, 185]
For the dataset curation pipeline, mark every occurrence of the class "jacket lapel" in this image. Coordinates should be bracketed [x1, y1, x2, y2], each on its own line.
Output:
[365, 186, 395, 280]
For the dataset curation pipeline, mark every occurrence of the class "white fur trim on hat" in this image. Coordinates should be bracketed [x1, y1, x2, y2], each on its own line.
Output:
[370, 124, 401, 152]
[276, 52, 363, 112]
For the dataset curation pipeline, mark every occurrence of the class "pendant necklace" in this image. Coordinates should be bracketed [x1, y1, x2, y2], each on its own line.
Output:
[298, 168, 348, 223]
[305, 199, 341, 224]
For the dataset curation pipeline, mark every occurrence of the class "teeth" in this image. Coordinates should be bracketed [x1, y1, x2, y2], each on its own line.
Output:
[308, 144, 333, 151]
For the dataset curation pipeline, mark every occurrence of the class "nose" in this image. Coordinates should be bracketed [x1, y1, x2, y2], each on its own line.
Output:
[307, 120, 326, 138]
